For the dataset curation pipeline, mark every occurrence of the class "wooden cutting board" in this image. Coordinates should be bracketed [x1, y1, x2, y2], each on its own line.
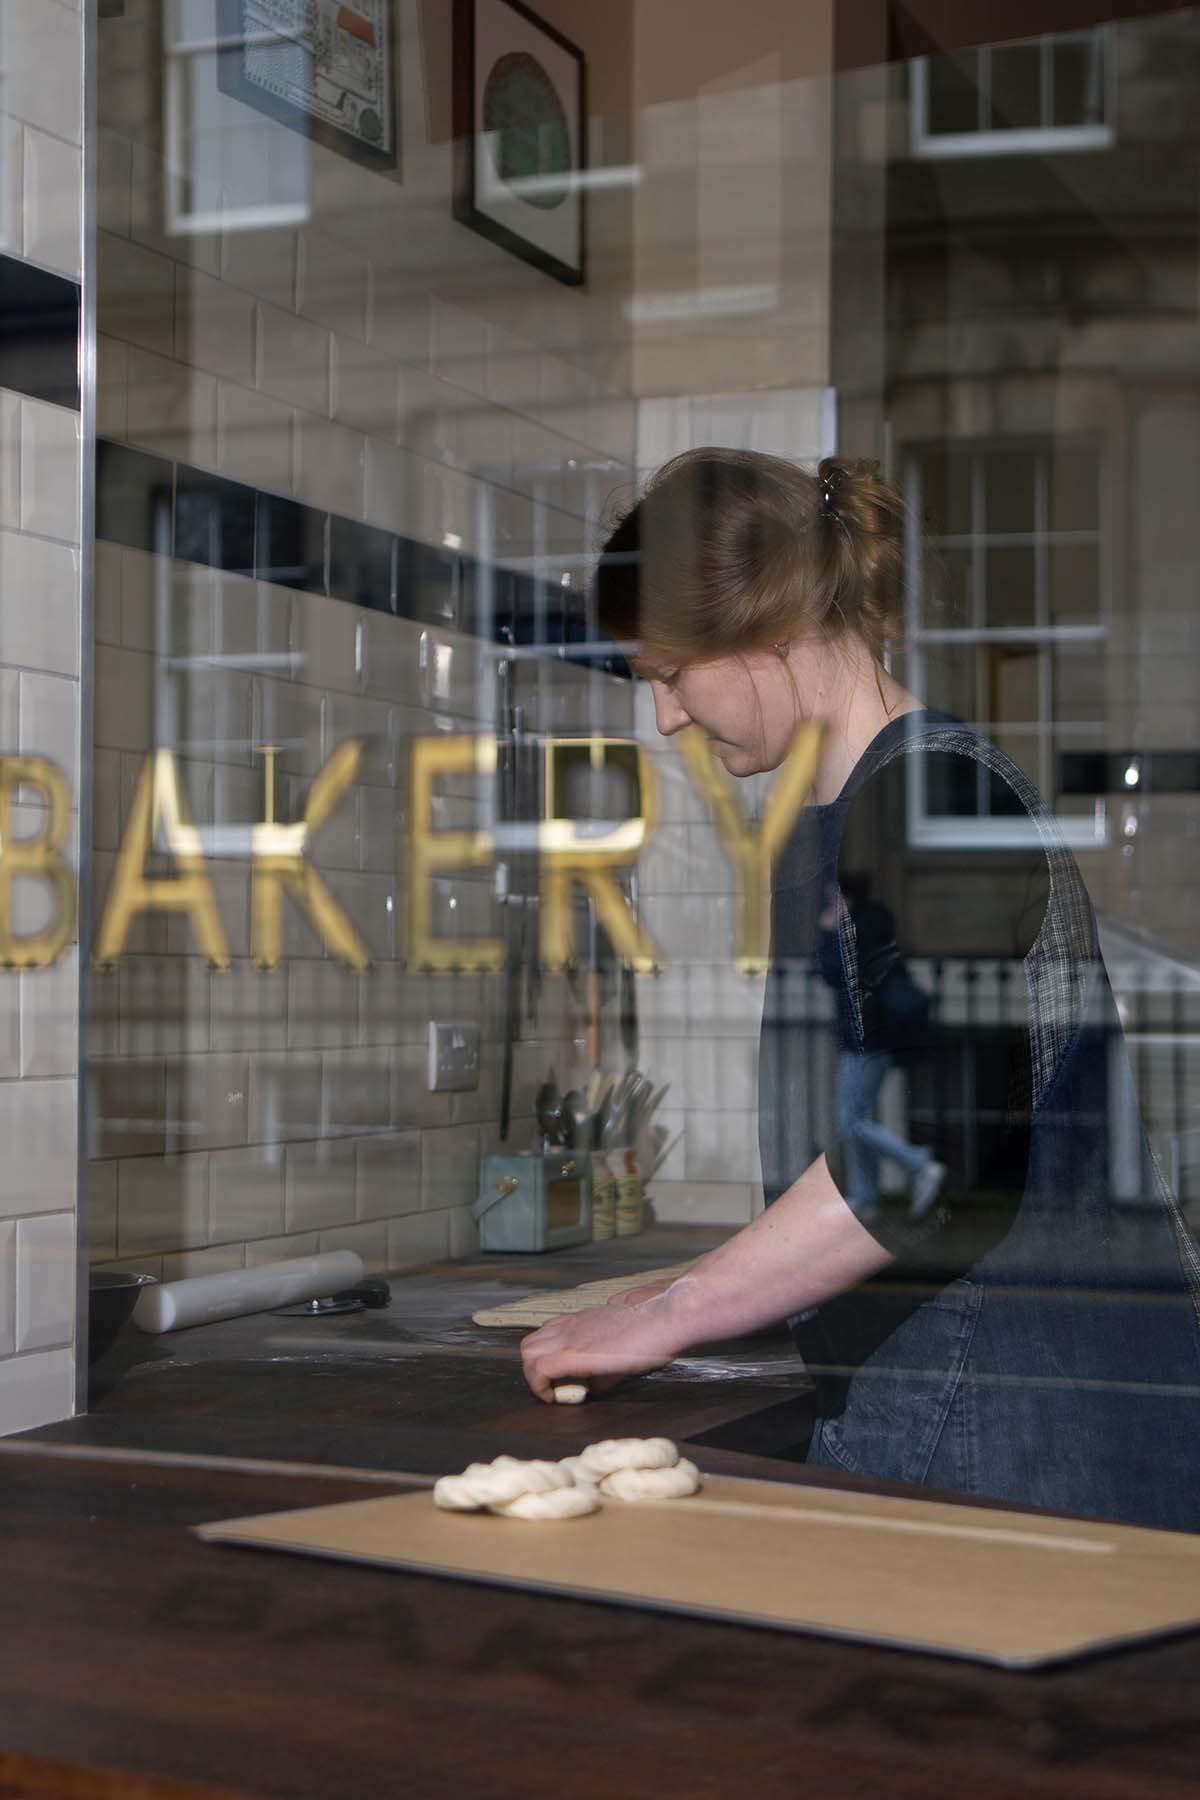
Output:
[196, 1472, 1200, 1669]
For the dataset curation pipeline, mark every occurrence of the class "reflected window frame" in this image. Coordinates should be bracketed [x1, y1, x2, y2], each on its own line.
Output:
[909, 25, 1117, 161]
[902, 437, 1111, 853]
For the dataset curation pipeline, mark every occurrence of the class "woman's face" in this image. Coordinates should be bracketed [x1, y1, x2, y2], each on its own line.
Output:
[633, 645, 812, 776]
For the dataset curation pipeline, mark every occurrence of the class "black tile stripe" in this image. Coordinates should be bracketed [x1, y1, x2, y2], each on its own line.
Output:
[0, 257, 628, 669]
[1058, 750, 1200, 795]
[95, 440, 172, 553]
[0, 253, 81, 411]
[93, 433, 627, 671]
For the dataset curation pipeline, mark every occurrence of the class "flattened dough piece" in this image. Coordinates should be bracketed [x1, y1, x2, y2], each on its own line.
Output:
[553, 1381, 589, 1405]
[578, 1436, 679, 1479]
[491, 1486, 600, 1521]
[599, 1458, 703, 1502]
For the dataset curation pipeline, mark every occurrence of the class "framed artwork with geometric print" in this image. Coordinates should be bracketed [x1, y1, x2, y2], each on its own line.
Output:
[217, 0, 400, 176]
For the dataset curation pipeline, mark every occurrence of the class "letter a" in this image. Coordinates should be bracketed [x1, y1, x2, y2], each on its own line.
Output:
[94, 751, 229, 968]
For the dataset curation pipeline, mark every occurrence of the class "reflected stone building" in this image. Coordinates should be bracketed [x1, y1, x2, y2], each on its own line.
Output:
[833, 11, 1200, 1202]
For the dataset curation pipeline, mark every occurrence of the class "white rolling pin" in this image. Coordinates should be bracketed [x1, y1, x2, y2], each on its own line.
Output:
[133, 1251, 365, 1334]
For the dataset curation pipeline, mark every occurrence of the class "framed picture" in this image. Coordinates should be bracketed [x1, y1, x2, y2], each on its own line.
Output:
[453, 0, 586, 287]
[217, 0, 400, 176]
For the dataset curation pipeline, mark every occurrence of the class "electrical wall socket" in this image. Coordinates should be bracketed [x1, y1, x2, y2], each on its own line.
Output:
[427, 1020, 481, 1093]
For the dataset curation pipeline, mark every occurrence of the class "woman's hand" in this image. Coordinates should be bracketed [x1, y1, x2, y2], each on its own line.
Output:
[606, 1279, 675, 1308]
[521, 1285, 693, 1403]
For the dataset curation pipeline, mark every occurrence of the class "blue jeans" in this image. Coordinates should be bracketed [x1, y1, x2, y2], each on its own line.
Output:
[837, 1050, 931, 1219]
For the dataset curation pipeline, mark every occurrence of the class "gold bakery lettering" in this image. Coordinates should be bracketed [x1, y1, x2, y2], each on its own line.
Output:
[537, 737, 660, 974]
[407, 732, 502, 970]
[0, 755, 78, 968]
[250, 742, 369, 972]
[94, 749, 230, 969]
[676, 721, 822, 975]
[2, 724, 822, 973]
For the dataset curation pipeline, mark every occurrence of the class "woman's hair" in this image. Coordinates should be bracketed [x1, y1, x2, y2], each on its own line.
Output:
[594, 447, 907, 663]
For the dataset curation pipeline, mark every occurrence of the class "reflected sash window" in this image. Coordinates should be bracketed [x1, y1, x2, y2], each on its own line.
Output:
[904, 439, 1109, 850]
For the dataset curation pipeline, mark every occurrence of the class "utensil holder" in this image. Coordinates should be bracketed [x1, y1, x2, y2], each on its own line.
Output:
[591, 1150, 617, 1240]
[475, 1151, 593, 1252]
[613, 1146, 643, 1236]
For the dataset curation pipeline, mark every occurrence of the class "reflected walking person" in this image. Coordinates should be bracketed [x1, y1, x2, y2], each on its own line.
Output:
[817, 874, 946, 1227]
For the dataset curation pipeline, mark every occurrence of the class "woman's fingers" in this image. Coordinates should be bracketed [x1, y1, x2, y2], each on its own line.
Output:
[521, 1334, 597, 1403]
[519, 1298, 684, 1401]
[520, 1321, 572, 1401]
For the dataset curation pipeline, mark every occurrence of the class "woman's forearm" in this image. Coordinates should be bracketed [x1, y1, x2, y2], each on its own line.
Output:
[520, 1154, 892, 1399]
[661, 1154, 893, 1348]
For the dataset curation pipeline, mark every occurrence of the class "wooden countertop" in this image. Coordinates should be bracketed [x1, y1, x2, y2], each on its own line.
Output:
[7, 1230, 1200, 1797]
[0, 1442, 1197, 1799]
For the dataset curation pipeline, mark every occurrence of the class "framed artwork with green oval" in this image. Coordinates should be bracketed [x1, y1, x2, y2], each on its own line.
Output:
[453, 0, 586, 286]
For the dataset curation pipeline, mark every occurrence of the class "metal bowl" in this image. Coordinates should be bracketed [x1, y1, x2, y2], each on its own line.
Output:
[88, 1271, 157, 1364]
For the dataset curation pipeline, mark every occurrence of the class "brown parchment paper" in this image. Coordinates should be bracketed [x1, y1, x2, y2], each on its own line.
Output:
[196, 1472, 1200, 1669]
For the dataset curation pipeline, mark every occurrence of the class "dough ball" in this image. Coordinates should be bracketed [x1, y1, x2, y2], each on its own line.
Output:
[553, 1381, 589, 1405]
[578, 1436, 679, 1479]
[599, 1458, 703, 1502]
[491, 1486, 601, 1521]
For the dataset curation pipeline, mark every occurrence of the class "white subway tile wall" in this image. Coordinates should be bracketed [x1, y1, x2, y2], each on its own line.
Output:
[3, 0, 82, 149]
[15, 1212, 76, 1353]
[0, 0, 85, 1436]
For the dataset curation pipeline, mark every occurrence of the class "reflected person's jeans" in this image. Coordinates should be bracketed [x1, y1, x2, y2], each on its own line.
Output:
[837, 1049, 931, 1220]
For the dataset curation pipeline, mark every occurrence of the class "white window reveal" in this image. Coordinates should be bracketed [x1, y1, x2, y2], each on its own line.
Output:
[910, 28, 1115, 160]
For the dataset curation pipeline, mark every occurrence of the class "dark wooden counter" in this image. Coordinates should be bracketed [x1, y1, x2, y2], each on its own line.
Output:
[0, 1444, 1199, 1799]
[8, 1231, 1200, 1797]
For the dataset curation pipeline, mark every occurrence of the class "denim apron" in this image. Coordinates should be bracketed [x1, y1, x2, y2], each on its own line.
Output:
[764, 716, 1200, 1532]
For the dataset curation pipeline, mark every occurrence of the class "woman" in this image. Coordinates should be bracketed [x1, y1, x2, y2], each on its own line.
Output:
[521, 448, 1200, 1533]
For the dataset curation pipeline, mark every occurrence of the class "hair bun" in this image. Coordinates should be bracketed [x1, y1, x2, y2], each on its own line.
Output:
[593, 447, 907, 661]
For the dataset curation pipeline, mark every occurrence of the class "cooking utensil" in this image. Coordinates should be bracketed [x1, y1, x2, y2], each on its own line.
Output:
[88, 1270, 157, 1363]
[641, 1130, 682, 1183]
[496, 661, 541, 1142]
[273, 1278, 392, 1318]
[496, 658, 519, 1140]
[562, 1088, 588, 1148]
[535, 1075, 563, 1149]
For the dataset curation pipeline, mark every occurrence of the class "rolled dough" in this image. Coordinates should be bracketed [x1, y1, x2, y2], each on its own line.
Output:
[600, 1459, 702, 1502]
[495, 1487, 600, 1520]
[577, 1436, 679, 1478]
